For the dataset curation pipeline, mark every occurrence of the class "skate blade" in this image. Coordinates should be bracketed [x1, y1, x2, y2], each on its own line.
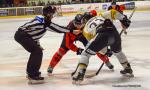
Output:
[28, 80, 45, 84]
[85, 73, 96, 78]
[109, 69, 114, 72]
[72, 80, 83, 85]
[122, 73, 134, 78]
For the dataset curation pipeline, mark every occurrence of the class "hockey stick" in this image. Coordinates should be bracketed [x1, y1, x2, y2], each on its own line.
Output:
[85, 47, 112, 78]
[120, 7, 137, 35]
[71, 61, 105, 78]
[85, 62, 104, 78]
[71, 64, 79, 76]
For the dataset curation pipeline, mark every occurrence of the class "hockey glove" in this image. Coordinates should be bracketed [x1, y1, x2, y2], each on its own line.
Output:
[77, 48, 84, 55]
[120, 15, 131, 29]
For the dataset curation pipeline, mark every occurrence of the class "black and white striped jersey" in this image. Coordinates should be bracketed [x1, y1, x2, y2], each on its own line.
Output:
[19, 15, 71, 42]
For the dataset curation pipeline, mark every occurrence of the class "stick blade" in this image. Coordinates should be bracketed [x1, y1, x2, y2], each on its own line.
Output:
[85, 73, 96, 78]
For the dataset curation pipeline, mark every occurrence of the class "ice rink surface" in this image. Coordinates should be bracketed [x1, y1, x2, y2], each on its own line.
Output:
[0, 11, 150, 90]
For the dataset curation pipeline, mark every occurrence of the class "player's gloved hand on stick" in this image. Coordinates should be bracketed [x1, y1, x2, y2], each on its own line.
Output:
[120, 15, 131, 29]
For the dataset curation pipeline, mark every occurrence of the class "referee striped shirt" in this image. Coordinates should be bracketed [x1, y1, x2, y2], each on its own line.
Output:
[19, 16, 71, 42]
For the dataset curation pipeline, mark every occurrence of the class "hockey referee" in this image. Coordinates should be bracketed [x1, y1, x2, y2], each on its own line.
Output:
[14, 5, 81, 84]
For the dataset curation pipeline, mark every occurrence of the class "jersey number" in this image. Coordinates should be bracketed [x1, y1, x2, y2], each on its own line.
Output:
[89, 19, 103, 29]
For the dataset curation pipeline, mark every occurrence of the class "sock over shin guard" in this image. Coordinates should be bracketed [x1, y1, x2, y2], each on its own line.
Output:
[96, 53, 109, 63]
[113, 51, 131, 69]
[49, 48, 67, 68]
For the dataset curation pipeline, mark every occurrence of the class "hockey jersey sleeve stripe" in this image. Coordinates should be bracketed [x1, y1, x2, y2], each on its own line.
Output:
[48, 25, 64, 33]
[48, 23, 70, 33]
[45, 27, 56, 32]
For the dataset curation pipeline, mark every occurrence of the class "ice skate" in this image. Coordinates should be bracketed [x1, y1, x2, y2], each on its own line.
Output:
[120, 68, 134, 77]
[47, 66, 53, 76]
[27, 76, 45, 84]
[72, 69, 86, 85]
[120, 62, 134, 77]
[105, 61, 114, 71]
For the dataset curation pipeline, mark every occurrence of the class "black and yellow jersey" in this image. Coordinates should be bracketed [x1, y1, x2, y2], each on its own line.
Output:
[83, 9, 125, 41]
[83, 16, 104, 41]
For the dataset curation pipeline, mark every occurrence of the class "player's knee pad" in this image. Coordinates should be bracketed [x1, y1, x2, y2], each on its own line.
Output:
[79, 51, 92, 66]
[113, 51, 128, 64]
[57, 48, 67, 56]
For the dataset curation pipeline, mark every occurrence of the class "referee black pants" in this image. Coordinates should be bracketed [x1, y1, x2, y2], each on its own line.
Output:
[14, 30, 43, 78]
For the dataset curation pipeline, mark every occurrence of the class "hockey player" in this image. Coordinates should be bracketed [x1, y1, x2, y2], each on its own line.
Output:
[47, 14, 85, 75]
[47, 11, 114, 76]
[14, 5, 81, 84]
[72, 7, 133, 83]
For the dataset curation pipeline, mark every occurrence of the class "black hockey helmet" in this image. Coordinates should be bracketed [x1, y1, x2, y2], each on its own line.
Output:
[73, 14, 85, 29]
[115, 5, 120, 11]
[82, 12, 93, 23]
[43, 5, 56, 16]
[108, 6, 113, 10]
[74, 14, 84, 25]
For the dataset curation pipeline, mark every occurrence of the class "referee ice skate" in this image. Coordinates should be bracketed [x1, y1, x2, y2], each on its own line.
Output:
[14, 5, 80, 84]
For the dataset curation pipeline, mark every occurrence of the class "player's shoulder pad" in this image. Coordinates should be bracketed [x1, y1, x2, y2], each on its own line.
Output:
[35, 15, 44, 23]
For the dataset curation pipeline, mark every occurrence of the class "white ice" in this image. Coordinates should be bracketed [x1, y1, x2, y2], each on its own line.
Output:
[0, 11, 150, 90]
